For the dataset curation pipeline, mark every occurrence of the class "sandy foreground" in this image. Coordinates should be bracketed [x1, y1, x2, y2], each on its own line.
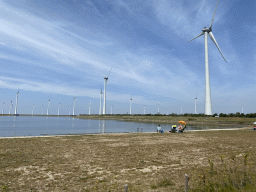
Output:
[0, 127, 255, 191]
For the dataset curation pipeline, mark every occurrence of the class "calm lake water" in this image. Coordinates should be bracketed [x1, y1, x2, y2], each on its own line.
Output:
[0, 116, 242, 137]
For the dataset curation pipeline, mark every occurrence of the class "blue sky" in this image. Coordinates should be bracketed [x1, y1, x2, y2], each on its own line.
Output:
[0, 0, 255, 115]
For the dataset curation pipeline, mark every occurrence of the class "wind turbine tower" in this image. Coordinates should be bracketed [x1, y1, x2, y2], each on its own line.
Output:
[99, 88, 103, 115]
[111, 105, 113, 115]
[32, 104, 35, 115]
[241, 105, 244, 114]
[15, 90, 19, 115]
[195, 94, 198, 114]
[58, 103, 61, 116]
[73, 97, 76, 116]
[144, 105, 145, 115]
[130, 97, 132, 115]
[47, 99, 50, 115]
[157, 103, 160, 114]
[2, 102, 5, 114]
[103, 68, 112, 115]
[89, 101, 91, 115]
[189, 0, 227, 115]
[9, 101, 12, 114]
[181, 105, 183, 115]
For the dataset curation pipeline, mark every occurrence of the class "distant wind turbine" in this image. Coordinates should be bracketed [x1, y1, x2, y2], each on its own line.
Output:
[58, 103, 61, 116]
[89, 101, 91, 115]
[167, 109, 168, 115]
[32, 104, 35, 115]
[99, 87, 103, 115]
[103, 67, 112, 115]
[143, 105, 145, 115]
[73, 97, 76, 116]
[195, 94, 198, 114]
[157, 103, 160, 114]
[47, 99, 50, 115]
[2, 102, 5, 114]
[189, 0, 227, 115]
[181, 105, 183, 115]
[111, 105, 113, 115]
[241, 104, 244, 114]
[69, 106, 71, 116]
[130, 97, 132, 115]
[14, 90, 19, 115]
[9, 100, 12, 114]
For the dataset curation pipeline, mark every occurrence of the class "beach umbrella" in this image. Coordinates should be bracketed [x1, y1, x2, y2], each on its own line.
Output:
[253, 122, 256, 125]
[179, 121, 186, 125]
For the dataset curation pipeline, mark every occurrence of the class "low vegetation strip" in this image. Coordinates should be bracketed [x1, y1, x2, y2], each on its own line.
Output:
[78, 115, 256, 127]
[0, 130, 256, 191]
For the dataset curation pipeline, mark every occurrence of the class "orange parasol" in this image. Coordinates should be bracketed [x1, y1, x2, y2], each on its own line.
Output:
[178, 121, 186, 125]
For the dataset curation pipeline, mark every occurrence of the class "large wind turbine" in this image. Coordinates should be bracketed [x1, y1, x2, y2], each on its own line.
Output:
[99, 88, 103, 115]
[189, 0, 227, 115]
[14, 90, 19, 115]
[103, 68, 112, 115]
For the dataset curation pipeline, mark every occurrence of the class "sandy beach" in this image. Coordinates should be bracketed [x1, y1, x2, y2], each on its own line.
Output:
[0, 126, 256, 191]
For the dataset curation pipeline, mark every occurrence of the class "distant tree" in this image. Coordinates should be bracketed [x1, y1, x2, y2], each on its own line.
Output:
[219, 113, 227, 117]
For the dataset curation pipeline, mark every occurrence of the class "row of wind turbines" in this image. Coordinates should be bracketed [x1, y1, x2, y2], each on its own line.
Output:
[2, 1, 234, 116]
[100, 0, 228, 116]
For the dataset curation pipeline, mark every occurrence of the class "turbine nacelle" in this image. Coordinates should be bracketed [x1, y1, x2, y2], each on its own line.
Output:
[202, 27, 212, 33]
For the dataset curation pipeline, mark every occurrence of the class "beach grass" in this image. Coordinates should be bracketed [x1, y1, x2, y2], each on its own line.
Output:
[0, 129, 256, 191]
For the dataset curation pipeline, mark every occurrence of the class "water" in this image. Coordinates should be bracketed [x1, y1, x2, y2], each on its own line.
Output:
[0, 116, 242, 137]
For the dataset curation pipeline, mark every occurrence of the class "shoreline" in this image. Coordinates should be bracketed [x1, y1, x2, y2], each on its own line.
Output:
[0, 126, 252, 139]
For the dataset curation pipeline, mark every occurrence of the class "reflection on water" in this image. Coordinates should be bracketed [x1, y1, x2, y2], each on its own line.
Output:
[0, 116, 244, 137]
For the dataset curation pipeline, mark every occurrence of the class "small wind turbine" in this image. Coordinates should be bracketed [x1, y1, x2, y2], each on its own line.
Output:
[15, 90, 19, 115]
[73, 97, 76, 116]
[89, 101, 91, 115]
[189, 0, 227, 115]
[130, 97, 132, 115]
[69, 106, 71, 116]
[103, 67, 112, 115]
[9, 100, 12, 114]
[2, 102, 5, 114]
[241, 104, 244, 114]
[47, 99, 50, 115]
[181, 105, 183, 115]
[167, 109, 168, 115]
[143, 105, 145, 115]
[195, 94, 198, 114]
[111, 105, 113, 115]
[41, 104, 44, 115]
[157, 103, 160, 114]
[99, 87, 103, 115]
[58, 102, 61, 116]
[32, 104, 35, 115]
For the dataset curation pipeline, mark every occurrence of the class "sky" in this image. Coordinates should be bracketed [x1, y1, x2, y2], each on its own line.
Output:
[0, 0, 256, 115]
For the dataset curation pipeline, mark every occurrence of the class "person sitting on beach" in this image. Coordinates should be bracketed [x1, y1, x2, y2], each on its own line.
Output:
[177, 124, 186, 133]
[170, 125, 177, 133]
[157, 124, 161, 133]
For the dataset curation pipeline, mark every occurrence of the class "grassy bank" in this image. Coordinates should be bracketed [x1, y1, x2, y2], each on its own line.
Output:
[0, 129, 256, 191]
[78, 115, 256, 127]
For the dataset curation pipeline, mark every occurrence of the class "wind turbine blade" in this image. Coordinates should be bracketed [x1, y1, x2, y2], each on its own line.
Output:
[208, 32, 227, 62]
[210, 0, 220, 28]
[107, 67, 113, 78]
[189, 32, 204, 42]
